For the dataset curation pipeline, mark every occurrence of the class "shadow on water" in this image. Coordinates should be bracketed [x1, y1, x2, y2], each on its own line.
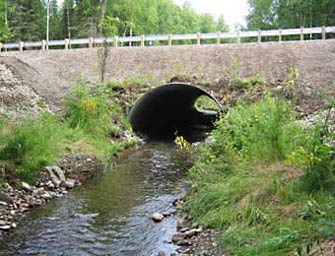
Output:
[0, 142, 193, 256]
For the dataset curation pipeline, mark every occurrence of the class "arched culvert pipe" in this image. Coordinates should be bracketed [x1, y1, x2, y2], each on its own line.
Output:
[129, 82, 221, 141]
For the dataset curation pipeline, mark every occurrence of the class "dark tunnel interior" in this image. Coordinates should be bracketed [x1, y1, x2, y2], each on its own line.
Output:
[128, 83, 221, 142]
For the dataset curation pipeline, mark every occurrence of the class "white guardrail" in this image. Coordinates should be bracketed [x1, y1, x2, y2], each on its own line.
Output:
[1, 26, 335, 52]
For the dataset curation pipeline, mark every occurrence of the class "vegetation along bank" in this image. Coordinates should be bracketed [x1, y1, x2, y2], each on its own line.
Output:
[179, 68, 335, 255]
[0, 78, 144, 233]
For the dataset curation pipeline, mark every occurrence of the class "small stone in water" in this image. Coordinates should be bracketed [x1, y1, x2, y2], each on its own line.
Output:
[171, 233, 186, 243]
[0, 225, 11, 230]
[151, 213, 164, 222]
[61, 179, 76, 189]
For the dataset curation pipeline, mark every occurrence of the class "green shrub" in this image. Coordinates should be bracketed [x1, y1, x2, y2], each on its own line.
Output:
[0, 113, 77, 182]
[186, 95, 335, 255]
[212, 94, 301, 163]
[64, 83, 113, 136]
[301, 101, 335, 193]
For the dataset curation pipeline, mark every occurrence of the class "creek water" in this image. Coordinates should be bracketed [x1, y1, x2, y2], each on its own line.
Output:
[0, 142, 193, 256]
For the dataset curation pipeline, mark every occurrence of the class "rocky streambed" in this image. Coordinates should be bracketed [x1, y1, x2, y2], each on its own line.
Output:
[0, 153, 103, 234]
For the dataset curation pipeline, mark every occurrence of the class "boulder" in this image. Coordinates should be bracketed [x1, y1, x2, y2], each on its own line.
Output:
[152, 212, 164, 222]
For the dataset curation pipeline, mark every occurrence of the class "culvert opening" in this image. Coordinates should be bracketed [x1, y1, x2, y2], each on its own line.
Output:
[128, 82, 221, 142]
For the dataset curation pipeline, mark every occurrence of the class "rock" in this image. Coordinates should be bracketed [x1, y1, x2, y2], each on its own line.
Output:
[61, 179, 76, 189]
[41, 192, 52, 199]
[176, 240, 192, 246]
[52, 166, 66, 181]
[185, 228, 201, 238]
[152, 213, 164, 222]
[0, 192, 14, 204]
[0, 220, 6, 226]
[0, 201, 8, 206]
[177, 247, 191, 254]
[18, 207, 28, 213]
[157, 252, 165, 256]
[59, 153, 104, 179]
[180, 227, 189, 233]
[21, 182, 32, 191]
[47, 181, 55, 189]
[172, 233, 186, 243]
[0, 225, 11, 230]
[11, 223, 17, 228]
[177, 218, 189, 229]
[45, 166, 66, 187]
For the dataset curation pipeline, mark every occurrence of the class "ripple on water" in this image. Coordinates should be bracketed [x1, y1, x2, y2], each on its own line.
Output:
[0, 142, 192, 256]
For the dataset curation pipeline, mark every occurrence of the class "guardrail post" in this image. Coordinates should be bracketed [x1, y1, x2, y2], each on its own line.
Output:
[88, 37, 94, 48]
[258, 30, 262, 43]
[19, 41, 24, 52]
[237, 31, 241, 44]
[197, 32, 201, 45]
[0, 43, 3, 52]
[141, 35, 145, 47]
[64, 38, 70, 49]
[168, 34, 172, 46]
[322, 26, 326, 40]
[41, 40, 46, 50]
[114, 36, 119, 47]
[216, 32, 221, 44]
[279, 28, 282, 42]
[300, 26, 304, 41]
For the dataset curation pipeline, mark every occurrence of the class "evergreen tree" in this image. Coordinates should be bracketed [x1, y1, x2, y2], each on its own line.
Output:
[49, 0, 61, 39]
[8, 0, 45, 41]
[0, 0, 12, 42]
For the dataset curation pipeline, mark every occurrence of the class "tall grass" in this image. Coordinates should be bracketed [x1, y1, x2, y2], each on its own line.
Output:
[0, 113, 79, 181]
[64, 83, 112, 136]
[0, 81, 137, 183]
[212, 95, 300, 163]
[185, 95, 335, 255]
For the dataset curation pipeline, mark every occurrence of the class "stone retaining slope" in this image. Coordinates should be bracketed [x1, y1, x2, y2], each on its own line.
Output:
[0, 40, 334, 112]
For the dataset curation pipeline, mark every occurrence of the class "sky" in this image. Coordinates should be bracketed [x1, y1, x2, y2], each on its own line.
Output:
[173, 0, 249, 29]
[57, 0, 249, 30]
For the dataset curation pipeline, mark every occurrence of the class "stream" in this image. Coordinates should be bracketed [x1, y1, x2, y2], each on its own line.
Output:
[0, 142, 193, 256]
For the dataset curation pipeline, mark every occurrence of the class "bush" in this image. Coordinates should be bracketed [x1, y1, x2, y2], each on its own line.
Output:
[301, 101, 335, 193]
[0, 113, 77, 181]
[212, 94, 300, 163]
[64, 83, 113, 136]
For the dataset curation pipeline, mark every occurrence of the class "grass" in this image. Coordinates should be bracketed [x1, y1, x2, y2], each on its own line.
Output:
[185, 94, 335, 255]
[0, 79, 142, 183]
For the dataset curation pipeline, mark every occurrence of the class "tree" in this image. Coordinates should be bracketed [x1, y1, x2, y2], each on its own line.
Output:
[199, 13, 216, 33]
[8, 0, 45, 41]
[179, 2, 200, 33]
[216, 15, 229, 32]
[247, 0, 277, 30]
[0, 0, 12, 42]
[247, 0, 335, 30]
[49, 0, 61, 39]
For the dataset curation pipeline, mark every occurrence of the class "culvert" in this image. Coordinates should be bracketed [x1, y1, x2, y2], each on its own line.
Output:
[129, 82, 221, 141]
